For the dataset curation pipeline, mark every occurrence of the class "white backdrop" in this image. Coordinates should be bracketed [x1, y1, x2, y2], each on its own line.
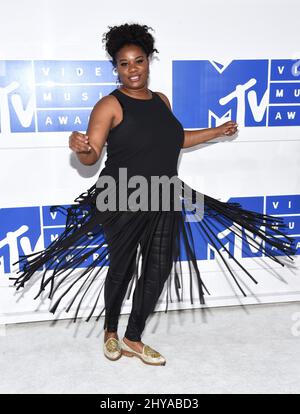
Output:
[0, 0, 299, 324]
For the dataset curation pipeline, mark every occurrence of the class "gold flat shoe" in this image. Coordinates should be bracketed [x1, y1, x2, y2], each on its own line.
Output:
[103, 337, 122, 361]
[121, 339, 166, 366]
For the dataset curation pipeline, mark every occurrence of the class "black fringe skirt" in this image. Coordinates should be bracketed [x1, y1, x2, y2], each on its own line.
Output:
[11, 177, 297, 322]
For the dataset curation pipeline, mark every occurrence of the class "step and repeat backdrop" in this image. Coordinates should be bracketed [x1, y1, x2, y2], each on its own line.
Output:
[0, 0, 299, 323]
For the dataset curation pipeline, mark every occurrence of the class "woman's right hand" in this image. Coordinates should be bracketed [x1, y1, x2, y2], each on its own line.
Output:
[69, 131, 91, 153]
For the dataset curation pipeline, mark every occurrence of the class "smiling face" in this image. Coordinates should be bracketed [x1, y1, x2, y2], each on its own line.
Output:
[115, 44, 150, 91]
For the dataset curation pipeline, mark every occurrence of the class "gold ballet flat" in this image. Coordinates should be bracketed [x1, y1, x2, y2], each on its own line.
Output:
[103, 337, 122, 361]
[121, 339, 166, 366]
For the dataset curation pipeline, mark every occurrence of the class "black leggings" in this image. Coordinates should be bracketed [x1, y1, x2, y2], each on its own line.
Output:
[102, 211, 174, 341]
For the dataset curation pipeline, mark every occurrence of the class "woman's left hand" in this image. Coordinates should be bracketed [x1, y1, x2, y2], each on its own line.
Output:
[215, 121, 238, 137]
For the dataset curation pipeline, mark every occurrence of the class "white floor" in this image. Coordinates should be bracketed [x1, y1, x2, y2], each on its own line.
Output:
[1, 302, 300, 394]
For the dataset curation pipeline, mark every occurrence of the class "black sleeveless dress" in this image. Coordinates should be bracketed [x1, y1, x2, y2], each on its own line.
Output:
[11, 88, 297, 321]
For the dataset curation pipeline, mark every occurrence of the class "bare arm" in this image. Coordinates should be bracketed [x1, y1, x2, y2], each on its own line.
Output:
[69, 96, 116, 165]
[155, 91, 238, 148]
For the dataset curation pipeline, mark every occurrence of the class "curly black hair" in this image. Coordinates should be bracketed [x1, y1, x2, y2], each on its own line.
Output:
[102, 23, 159, 66]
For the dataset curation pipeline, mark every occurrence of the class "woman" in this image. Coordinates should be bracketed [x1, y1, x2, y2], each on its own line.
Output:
[12, 23, 296, 366]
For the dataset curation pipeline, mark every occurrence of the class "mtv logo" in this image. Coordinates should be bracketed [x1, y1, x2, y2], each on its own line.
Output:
[227, 196, 265, 258]
[0, 206, 42, 274]
[173, 59, 269, 128]
[0, 60, 118, 135]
